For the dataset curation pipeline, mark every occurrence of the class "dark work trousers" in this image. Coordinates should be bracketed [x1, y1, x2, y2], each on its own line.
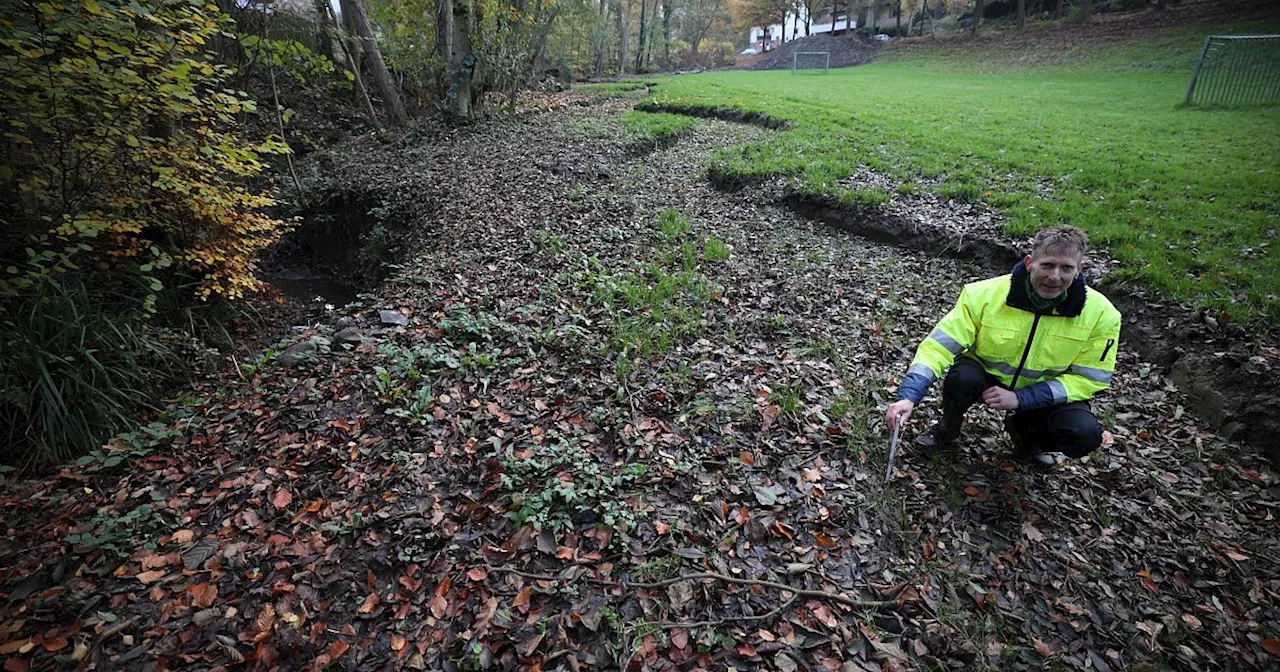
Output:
[940, 357, 1104, 458]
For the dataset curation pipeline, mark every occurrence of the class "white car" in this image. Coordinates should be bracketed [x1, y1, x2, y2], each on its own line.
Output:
[739, 48, 759, 56]
[872, 33, 891, 41]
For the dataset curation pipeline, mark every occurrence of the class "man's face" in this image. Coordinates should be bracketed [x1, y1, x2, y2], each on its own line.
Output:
[1024, 249, 1082, 299]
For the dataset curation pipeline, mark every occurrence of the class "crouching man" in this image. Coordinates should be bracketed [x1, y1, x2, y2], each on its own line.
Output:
[884, 226, 1121, 467]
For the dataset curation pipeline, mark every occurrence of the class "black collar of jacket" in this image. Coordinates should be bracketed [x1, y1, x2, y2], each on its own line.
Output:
[1006, 260, 1087, 317]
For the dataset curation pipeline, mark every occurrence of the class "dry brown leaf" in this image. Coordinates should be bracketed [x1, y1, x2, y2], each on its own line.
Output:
[136, 570, 168, 584]
[429, 592, 448, 619]
[189, 582, 218, 609]
[255, 603, 276, 635]
[466, 567, 487, 582]
[513, 586, 532, 612]
[0, 640, 29, 655]
[358, 592, 380, 614]
[760, 404, 779, 433]
[273, 487, 293, 510]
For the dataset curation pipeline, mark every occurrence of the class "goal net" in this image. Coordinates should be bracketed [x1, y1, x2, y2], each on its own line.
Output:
[792, 51, 831, 75]
[1184, 35, 1280, 106]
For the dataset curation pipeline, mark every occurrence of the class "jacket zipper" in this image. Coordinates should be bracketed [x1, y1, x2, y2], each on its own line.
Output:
[1009, 313, 1043, 390]
[1101, 338, 1115, 362]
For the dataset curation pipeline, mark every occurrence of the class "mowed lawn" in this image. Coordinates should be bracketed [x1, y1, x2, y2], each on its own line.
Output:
[639, 38, 1280, 328]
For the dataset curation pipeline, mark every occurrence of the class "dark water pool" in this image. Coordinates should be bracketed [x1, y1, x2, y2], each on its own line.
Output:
[263, 275, 360, 309]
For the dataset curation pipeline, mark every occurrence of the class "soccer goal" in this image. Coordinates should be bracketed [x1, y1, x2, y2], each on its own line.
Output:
[792, 51, 831, 75]
[1184, 35, 1280, 106]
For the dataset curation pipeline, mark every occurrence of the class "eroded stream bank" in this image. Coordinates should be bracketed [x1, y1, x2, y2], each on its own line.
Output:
[642, 98, 1280, 459]
[2, 95, 1272, 672]
[262, 97, 1280, 667]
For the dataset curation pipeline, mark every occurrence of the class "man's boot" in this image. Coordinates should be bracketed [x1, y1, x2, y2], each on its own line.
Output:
[914, 421, 956, 456]
[1004, 416, 1058, 469]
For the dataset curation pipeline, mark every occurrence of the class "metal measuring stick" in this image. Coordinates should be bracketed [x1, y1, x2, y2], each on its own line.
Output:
[884, 419, 902, 483]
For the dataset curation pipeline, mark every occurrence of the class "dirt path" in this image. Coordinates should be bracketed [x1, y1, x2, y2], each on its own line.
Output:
[1, 97, 1276, 671]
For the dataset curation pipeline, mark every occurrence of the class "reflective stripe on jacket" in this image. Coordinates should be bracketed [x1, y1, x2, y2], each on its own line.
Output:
[896, 260, 1122, 411]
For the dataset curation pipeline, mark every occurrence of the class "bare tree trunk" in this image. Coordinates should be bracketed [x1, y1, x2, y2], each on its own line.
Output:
[1078, 0, 1091, 22]
[617, 0, 629, 75]
[970, 0, 982, 32]
[1016, 0, 1025, 28]
[1053, 0, 1063, 19]
[313, 0, 334, 61]
[448, 0, 476, 117]
[662, 0, 672, 65]
[896, 0, 901, 33]
[437, 0, 454, 71]
[634, 0, 648, 73]
[326, 2, 379, 126]
[593, 0, 609, 77]
[341, 0, 407, 126]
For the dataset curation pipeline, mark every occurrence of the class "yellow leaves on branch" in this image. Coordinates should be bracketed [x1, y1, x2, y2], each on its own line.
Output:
[1, 0, 290, 304]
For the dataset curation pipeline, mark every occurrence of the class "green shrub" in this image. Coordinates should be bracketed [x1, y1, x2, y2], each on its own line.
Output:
[0, 277, 178, 468]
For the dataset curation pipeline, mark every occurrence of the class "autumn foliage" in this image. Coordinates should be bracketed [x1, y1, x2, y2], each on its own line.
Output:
[0, 0, 290, 464]
[0, 0, 289, 303]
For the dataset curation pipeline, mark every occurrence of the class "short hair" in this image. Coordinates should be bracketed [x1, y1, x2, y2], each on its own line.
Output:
[1031, 226, 1087, 259]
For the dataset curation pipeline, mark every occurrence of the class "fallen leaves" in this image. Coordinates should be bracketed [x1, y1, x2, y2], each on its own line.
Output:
[136, 570, 168, 584]
[188, 583, 218, 609]
[0, 94, 1275, 672]
[272, 487, 293, 510]
[357, 593, 380, 614]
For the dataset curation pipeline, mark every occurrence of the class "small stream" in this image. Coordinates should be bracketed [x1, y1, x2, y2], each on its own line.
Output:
[258, 188, 401, 311]
[262, 273, 361, 309]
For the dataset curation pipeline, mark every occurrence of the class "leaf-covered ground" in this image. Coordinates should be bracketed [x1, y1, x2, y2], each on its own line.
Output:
[2, 95, 1278, 671]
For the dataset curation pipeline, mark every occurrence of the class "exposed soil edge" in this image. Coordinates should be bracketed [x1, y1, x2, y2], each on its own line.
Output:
[625, 129, 690, 158]
[635, 101, 792, 131]
[786, 193, 1280, 459]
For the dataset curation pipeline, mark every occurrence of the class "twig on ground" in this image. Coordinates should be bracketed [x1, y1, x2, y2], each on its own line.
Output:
[487, 566, 896, 610]
[91, 615, 142, 654]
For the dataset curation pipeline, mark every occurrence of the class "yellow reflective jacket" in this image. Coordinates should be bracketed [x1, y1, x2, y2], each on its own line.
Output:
[897, 261, 1122, 410]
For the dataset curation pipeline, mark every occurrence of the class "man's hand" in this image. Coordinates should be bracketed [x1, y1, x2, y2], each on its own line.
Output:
[886, 399, 915, 430]
[981, 386, 1020, 411]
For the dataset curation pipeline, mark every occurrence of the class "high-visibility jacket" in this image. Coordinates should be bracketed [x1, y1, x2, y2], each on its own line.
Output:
[897, 261, 1122, 411]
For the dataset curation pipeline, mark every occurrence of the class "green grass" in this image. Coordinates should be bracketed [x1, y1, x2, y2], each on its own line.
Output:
[639, 20, 1280, 328]
[577, 81, 655, 100]
[623, 110, 697, 143]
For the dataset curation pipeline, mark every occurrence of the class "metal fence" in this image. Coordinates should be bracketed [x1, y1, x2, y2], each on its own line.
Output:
[1185, 35, 1280, 106]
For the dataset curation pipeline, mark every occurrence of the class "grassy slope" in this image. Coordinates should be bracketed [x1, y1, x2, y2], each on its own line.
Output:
[635, 14, 1280, 327]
